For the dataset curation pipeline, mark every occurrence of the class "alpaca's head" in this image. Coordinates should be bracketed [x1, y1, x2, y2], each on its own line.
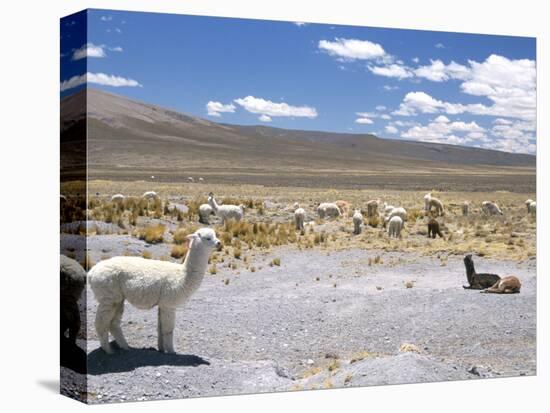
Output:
[187, 228, 222, 251]
[464, 254, 473, 266]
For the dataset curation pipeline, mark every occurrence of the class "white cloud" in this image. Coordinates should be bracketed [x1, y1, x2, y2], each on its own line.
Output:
[401, 116, 486, 146]
[72, 43, 106, 60]
[100, 16, 112, 21]
[259, 114, 272, 122]
[488, 118, 536, 154]
[380, 114, 391, 120]
[368, 64, 413, 79]
[234, 96, 317, 120]
[72, 43, 123, 60]
[318, 38, 386, 61]
[60, 74, 87, 92]
[375, 105, 387, 111]
[394, 53, 536, 122]
[60, 72, 142, 92]
[412, 57, 420, 63]
[385, 125, 398, 134]
[435, 43, 445, 49]
[355, 117, 373, 124]
[383, 85, 399, 91]
[414, 59, 470, 82]
[294, 22, 308, 27]
[115, 28, 122, 33]
[206, 101, 236, 117]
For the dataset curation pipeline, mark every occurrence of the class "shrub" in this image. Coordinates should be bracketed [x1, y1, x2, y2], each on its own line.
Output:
[171, 244, 188, 259]
[136, 224, 166, 244]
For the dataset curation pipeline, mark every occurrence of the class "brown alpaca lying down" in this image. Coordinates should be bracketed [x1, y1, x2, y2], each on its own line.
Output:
[481, 276, 522, 294]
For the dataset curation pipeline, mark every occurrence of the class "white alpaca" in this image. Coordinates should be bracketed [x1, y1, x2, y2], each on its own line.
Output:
[353, 209, 363, 235]
[208, 193, 244, 224]
[187, 177, 195, 183]
[424, 193, 444, 216]
[462, 201, 469, 216]
[388, 207, 407, 222]
[293, 204, 306, 231]
[529, 201, 536, 215]
[482, 201, 503, 216]
[525, 199, 533, 213]
[142, 191, 159, 200]
[88, 228, 221, 354]
[388, 216, 403, 238]
[198, 177, 205, 183]
[198, 203, 214, 224]
[317, 202, 341, 219]
[383, 202, 395, 215]
[424, 193, 432, 211]
[111, 194, 125, 203]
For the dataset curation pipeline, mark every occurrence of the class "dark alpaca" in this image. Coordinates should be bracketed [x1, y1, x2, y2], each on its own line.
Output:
[462, 254, 501, 290]
[427, 218, 444, 238]
[60, 255, 86, 343]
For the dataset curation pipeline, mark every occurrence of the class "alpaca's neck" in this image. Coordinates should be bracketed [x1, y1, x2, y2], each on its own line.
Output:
[209, 197, 219, 211]
[465, 260, 476, 283]
[183, 245, 209, 277]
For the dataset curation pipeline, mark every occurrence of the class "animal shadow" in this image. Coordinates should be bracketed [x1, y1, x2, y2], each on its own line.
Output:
[88, 343, 210, 375]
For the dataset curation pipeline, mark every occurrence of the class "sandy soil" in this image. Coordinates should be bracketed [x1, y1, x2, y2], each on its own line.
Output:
[62, 247, 536, 403]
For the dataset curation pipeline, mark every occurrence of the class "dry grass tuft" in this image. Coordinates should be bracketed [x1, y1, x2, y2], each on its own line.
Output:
[135, 224, 166, 244]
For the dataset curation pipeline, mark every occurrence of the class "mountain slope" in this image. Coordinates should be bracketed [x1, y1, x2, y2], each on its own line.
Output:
[60, 89, 535, 191]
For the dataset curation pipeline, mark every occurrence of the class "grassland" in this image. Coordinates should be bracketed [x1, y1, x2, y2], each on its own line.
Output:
[61, 180, 536, 265]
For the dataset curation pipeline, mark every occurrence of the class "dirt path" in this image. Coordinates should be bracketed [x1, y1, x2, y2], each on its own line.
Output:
[67, 248, 536, 403]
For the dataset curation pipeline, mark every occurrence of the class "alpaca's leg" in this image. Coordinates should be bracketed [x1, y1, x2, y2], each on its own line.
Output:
[95, 302, 116, 354]
[158, 307, 176, 354]
[65, 299, 81, 343]
[110, 301, 129, 350]
[157, 307, 164, 352]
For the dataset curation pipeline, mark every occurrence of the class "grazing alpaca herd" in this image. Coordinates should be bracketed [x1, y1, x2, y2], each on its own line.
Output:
[61, 189, 532, 354]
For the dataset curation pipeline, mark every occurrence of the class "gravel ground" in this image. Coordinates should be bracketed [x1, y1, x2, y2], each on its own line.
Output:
[61, 248, 536, 403]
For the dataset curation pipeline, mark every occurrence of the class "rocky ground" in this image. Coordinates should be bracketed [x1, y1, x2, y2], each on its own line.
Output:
[61, 248, 536, 404]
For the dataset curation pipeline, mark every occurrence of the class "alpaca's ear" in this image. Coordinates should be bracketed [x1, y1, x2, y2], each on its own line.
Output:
[186, 234, 199, 242]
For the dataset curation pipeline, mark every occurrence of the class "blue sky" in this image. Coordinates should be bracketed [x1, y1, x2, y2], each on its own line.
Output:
[61, 9, 536, 154]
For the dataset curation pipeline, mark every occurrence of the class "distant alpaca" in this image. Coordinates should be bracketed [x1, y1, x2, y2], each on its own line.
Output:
[294, 203, 306, 231]
[88, 228, 221, 354]
[529, 201, 536, 216]
[352, 209, 363, 235]
[462, 201, 469, 216]
[387, 216, 403, 238]
[208, 193, 244, 224]
[482, 276, 521, 294]
[335, 200, 350, 216]
[111, 193, 125, 203]
[142, 191, 159, 200]
[462, 254, 501, 290]
[482, 201, 503, 216]
[198, 203, 214, 224]
[423, 193, 432, 211]
[427, 218, 444, 238]
[383, 202, 395, 215]
[60, 255, 86, 343]
[366, 200, 379, 218]
[424, 193, 444, 216]
[525, 199, 534, 213]
[317, 203, 341, 219]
